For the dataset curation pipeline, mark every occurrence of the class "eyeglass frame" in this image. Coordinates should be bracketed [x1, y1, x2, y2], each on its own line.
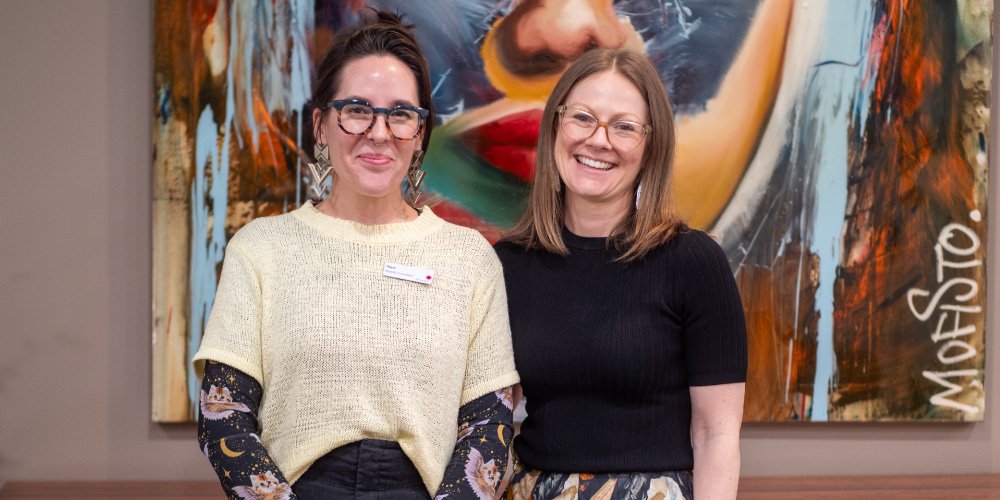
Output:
[326, 99, 431, 141]
[556, 105, 652, 151]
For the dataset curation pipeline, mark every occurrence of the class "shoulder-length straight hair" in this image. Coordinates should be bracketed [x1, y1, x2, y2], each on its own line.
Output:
[505, 47, 687, 261]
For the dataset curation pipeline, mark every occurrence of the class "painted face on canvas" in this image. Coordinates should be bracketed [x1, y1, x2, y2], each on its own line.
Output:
[554, 70, 648, 209]
[316, 54, 423, 203]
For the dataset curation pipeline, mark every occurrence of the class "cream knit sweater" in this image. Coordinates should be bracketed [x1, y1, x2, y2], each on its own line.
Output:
[192, 201, 519, 494]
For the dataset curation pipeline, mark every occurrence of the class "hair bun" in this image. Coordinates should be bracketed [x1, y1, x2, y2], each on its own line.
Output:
[369, 8, 416, 31]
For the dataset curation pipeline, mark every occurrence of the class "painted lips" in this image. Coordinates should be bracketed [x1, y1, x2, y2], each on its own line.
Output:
[460, 108, 543, 182]
[460, 109, 619, 179]
[358, 153, 391, 166]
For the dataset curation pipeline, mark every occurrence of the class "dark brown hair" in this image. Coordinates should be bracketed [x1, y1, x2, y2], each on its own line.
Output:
[505, 47, 687, 261]
[310, 9, 435, 152]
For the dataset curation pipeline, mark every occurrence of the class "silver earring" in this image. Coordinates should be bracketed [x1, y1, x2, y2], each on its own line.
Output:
[406, 150, 426, 207]
[307, 143, 333, 199]
[635, 183, 642, 209]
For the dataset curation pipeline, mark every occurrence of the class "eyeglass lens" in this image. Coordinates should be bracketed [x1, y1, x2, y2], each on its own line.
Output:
[340, 103, 421, 139]
[561, 109, 645, 151]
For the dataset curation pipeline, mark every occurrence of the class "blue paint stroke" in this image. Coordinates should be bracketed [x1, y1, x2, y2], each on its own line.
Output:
[289, 0, 315, 205]
[158, 87, 172, 124]
[188, 102, 231, 414]
[187, 1, 242, 415]
[186, 1, 315, 414]
[806, 0, 875, 421]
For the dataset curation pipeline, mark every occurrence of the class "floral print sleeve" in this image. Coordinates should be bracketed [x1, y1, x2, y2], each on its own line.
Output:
[436, 386, 516, 500]
[198, 361, 297, 500]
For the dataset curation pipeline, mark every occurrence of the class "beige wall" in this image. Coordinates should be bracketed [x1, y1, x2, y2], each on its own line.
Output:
[0, 0, 997, 483]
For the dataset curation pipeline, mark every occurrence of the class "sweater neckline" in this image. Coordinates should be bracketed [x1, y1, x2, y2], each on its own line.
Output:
[562, 226, 610, 251]
[293, 200, 445, 244]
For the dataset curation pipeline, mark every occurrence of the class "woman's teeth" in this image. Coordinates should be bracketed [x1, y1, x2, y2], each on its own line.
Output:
[576, 156, 614, 170]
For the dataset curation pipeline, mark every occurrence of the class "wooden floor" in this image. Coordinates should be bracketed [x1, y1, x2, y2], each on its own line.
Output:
[1, 474, 997, 499]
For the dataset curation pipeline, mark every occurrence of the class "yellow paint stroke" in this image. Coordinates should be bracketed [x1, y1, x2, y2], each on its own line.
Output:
[480, 17, 562, 101]
[673, 0, 795, 229]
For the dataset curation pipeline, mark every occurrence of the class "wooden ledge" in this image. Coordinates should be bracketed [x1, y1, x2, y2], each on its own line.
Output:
[0, 481, 223, 499]
[1, 474, 998, 499]
[737, 474, 1000, 499]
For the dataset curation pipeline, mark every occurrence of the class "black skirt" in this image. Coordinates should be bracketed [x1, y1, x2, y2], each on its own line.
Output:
[293, 439, 432, 500]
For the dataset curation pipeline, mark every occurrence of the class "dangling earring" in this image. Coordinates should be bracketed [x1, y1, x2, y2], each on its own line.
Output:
[635, 183, 642, 209]
[307, 143, 333, 199]
[406, 150, 426, 207]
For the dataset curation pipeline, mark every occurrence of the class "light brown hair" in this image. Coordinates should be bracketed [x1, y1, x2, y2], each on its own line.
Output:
[504, 47, 687, 261]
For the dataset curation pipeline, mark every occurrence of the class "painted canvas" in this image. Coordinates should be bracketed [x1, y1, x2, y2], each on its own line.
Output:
[153, 0, 990, 422]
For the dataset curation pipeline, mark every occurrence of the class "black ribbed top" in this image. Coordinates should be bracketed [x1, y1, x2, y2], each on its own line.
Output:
[493, 228, 747, 473]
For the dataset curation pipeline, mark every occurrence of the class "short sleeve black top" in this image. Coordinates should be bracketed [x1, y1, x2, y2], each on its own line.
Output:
[493, 228, 747, 473]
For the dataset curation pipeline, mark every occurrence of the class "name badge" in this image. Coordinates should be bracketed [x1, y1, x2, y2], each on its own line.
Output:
[383, 262, 434, 285]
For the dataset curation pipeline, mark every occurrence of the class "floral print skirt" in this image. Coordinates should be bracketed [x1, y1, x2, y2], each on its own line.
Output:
[505, 460, 693, 500]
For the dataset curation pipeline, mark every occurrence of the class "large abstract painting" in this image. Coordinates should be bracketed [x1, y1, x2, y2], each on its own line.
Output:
[153, 0, 990, 422]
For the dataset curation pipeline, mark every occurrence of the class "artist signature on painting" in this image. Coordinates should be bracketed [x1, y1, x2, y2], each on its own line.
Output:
[906, 213, 984, 416]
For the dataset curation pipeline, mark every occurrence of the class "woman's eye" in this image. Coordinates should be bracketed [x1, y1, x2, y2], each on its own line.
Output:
[389, 109, 415, 120]
[613, 122, 639, 134]
[571, 113, 596, 124]
[346, 105, 369, 115]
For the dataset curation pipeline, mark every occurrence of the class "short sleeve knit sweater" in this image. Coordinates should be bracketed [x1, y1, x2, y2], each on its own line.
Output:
[493, 228, 747, 473]
[192, 202, 520, 494]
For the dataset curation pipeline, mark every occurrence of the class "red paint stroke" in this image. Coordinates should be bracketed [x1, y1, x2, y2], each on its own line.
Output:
[426, 198, 503, 243]
[166, 306, 173, 340]
[460, 108, 543, 182]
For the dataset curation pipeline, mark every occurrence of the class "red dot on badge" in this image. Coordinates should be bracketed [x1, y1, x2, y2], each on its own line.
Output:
[426, 275, 432, 280]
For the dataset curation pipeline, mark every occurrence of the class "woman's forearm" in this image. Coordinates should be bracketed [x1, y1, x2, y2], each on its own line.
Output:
[692, 432, 740, 500]
[437, 387, 515, 500]
[690, 383, 745, 500]
[199, 361, 297, 500]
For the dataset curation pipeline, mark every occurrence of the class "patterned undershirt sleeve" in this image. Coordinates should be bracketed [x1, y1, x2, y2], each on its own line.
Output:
[435, 387, 516, 500]
[198, 361, 297, 500]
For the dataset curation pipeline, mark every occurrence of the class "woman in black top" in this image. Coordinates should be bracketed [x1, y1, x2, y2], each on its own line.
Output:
[494, 48, 748, 500]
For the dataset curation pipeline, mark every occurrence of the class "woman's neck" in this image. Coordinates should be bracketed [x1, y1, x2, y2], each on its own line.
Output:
[315, 190, 418, 225]
[562, 195, 630, 237]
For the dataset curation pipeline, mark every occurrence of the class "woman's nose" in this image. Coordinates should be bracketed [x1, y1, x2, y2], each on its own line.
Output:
[368, 115, 391, 143]
[583, 123, 614, 149]
[514, 0, 626, 61]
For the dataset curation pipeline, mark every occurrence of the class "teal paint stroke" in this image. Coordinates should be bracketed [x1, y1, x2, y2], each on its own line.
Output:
[422, 132, 530, 227]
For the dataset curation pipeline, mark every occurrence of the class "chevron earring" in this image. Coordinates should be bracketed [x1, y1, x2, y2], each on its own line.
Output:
[406, 150, 426, 207]
[307, 143, 333, 199]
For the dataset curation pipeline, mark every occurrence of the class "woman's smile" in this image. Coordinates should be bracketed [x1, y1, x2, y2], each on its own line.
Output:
[574, 154, 616, 171]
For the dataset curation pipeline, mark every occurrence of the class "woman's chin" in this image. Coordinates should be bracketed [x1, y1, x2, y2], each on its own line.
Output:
[565, 188, 630, 208]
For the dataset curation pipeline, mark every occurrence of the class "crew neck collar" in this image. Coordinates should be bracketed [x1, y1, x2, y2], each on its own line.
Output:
[561, 226, 610, 251]
[293, 200, 444, 244]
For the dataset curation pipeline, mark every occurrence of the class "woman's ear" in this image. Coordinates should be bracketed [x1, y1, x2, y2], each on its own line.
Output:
[312, 108, 325, 143]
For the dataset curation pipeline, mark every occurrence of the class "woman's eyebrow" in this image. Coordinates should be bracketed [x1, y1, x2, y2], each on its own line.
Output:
[389, 98, 418, 108]
[340, 96, 418, 108]
[566, 103, 641, 121]
[340, 95, 370, 104]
